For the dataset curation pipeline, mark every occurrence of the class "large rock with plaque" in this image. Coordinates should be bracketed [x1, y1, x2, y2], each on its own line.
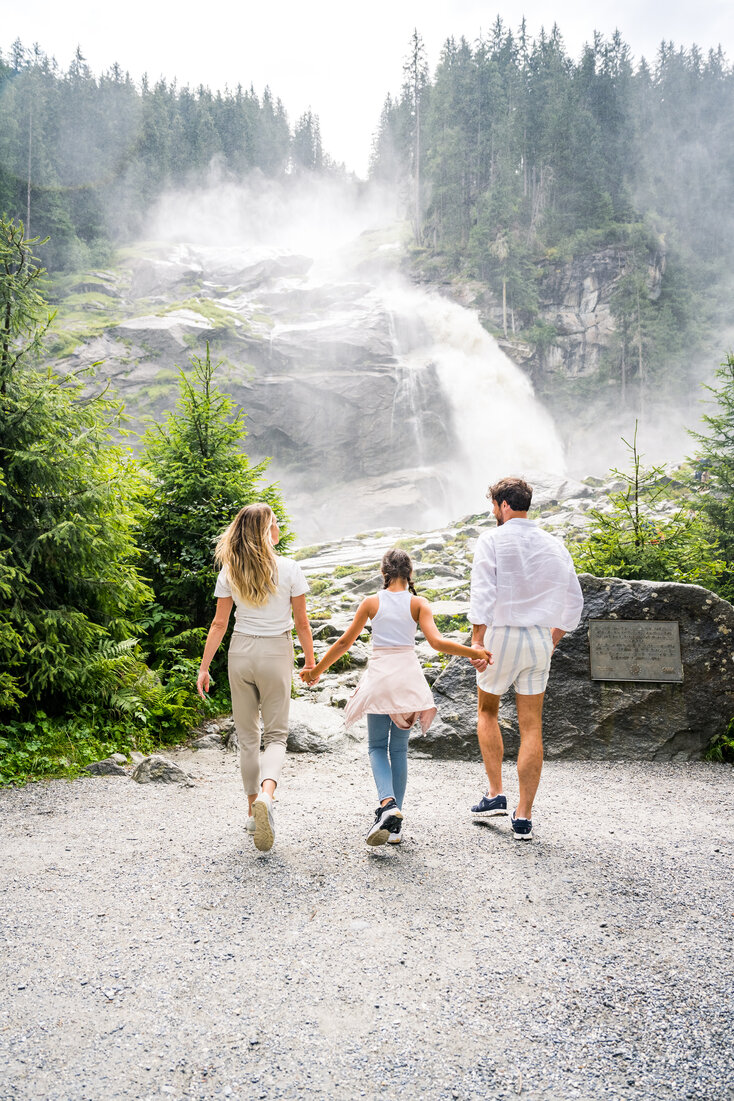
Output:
[420, 574, 734, 761]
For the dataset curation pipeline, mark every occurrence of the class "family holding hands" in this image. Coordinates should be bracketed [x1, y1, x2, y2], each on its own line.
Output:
[197, 478, 584, 853]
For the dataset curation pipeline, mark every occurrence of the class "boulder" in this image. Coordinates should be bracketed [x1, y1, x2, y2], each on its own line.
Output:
[422, 576, 734, 761]
[85, 757, 128, 777]
[286, 699, 345, 753]
[222, 700, 346, 754]
[190, 717, 234, 749]
[190, 733, 224, 749]
[131, 755, 194, 785]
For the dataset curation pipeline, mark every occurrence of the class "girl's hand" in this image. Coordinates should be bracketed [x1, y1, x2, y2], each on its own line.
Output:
[197, 668, 211, 699]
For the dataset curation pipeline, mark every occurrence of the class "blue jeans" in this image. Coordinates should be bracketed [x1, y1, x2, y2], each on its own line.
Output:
[367, 714, 410, 808]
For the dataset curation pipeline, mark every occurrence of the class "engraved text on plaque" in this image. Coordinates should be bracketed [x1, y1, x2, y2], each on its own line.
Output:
[588, 620, 683, 682]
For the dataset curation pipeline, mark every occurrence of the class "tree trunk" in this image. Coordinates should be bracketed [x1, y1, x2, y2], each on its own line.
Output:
[26, 105, 32, 237]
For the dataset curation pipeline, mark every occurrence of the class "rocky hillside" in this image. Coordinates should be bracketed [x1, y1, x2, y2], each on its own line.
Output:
[47, 233, 564, 541]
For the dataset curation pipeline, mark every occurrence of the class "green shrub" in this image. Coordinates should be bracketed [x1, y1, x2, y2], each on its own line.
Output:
[572, 424, 726, 589]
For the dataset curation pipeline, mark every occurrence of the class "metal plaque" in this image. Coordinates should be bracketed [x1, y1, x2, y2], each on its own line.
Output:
[588, 619, 683, 682]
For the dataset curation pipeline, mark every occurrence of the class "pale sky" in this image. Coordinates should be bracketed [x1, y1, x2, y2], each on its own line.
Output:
[6, 0, 733, 176]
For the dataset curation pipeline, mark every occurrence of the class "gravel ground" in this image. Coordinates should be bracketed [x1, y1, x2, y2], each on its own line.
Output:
[1, 745, 732, 1101]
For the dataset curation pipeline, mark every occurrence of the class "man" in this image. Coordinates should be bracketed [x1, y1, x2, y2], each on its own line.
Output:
[468, 476, 583, 840]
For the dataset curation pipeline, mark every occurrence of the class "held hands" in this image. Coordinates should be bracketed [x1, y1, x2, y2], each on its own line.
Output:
[300, 664, 321, 686]
[469, 645, 493, 673]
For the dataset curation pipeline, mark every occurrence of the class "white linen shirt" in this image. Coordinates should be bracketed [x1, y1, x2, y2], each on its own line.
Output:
[214, 556, 309, 635]
[469, 519, 583, 631]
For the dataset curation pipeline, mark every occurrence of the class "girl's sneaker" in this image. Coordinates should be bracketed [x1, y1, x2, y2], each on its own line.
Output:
[366, 799, 403, 847]
[246, 815, 256, 836]
[387, 821, 404, 844]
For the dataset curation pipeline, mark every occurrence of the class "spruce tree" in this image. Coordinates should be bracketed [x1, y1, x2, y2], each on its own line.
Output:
[138, 346, 290, 656]
[690, 354, 734, 599]
[0, 217, 150, 716]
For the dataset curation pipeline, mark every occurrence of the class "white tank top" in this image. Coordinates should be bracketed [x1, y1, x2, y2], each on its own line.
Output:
[371, 589, 417, 647]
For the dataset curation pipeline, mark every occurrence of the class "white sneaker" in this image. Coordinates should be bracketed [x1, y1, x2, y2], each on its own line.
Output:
[245, 815, 256, 835]
[387, 822, 403, 844]
[252, 793, 275, 852]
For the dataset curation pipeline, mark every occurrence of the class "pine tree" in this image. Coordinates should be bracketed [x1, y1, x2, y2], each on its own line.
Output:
[0, 217, 150, 715]
[138, 345, 291, 657]
[689, 354, 734, 599]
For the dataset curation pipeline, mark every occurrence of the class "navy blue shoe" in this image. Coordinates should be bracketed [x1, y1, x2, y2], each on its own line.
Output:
[471, 792, 508, 817]
[511, 811, 533, 840]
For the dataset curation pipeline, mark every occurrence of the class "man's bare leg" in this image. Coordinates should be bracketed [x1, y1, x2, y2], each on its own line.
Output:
[477, 688, 504, 796]
[514, 692, 545, 820]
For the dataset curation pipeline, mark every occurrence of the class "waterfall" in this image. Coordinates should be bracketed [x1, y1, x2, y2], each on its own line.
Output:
[145, 181, 567, 533]
[383, 281, 566, 518]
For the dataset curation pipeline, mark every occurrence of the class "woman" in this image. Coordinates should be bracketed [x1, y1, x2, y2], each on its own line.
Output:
[197, 503, 316, 852]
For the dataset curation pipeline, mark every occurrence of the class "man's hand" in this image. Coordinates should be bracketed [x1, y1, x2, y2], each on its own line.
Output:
[470, 642, 489, 672]
[470, 624, 489, 671]
[300, 664, 320, 685]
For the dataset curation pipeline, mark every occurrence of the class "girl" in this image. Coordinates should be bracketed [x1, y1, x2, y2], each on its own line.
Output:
[197, 503, 317, 853]
[301, 548, 492, 847]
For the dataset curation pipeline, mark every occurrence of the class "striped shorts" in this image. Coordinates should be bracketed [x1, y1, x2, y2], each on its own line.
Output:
[476, 625, 554, 696]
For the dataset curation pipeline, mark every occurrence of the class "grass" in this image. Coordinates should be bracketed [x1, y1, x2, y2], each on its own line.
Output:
[293, 545, 320, 561]
[334, 563, 377, 578]
[164, 298, 246, 335]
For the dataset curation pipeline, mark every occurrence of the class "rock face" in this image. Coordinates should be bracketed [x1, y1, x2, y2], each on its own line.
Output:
[54, 242, 456, 540]
[455, 244, 666, 387]
[423, 575, 734, 761]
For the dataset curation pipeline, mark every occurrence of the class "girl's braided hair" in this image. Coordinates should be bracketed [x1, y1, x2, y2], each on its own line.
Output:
[381, 548, 417, 595]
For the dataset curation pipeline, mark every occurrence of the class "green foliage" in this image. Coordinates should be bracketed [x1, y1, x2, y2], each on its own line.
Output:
[0, 42, 330, 273]
[138, 345, 291, 660]
[572, 424, 725, 589]
[0, 658, 226, 786]
[0, 218, 152, 718]
[705, 717, 734, 764]
[689, 354, 734, 600]
[373, 26, 734, 397]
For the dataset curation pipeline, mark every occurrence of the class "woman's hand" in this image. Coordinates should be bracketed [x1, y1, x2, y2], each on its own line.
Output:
[300, 665, 320, 685]
[197, 668, 211, 700]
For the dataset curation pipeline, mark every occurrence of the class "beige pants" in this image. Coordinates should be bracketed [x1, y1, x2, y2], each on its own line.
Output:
[228, 632, 293, 796]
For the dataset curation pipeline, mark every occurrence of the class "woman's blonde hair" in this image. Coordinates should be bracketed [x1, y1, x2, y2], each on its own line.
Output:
[215, 503, 277, 606]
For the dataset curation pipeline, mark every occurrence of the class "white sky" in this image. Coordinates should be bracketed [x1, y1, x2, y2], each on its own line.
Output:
[7, 0, 733, 176]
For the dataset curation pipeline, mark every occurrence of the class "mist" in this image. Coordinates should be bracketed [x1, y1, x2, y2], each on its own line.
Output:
[140, 175, 568, 538]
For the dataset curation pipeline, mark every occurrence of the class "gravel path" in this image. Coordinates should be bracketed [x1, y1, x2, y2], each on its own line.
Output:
[1, 745, 732, 1101]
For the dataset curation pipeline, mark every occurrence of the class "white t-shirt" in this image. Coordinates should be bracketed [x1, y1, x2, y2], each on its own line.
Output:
[214, 556, 309, 636]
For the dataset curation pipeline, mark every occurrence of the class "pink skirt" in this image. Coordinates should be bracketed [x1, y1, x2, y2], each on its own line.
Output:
[343, 646, 437, 734]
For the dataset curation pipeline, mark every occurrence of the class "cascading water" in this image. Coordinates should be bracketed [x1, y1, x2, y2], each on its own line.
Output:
[383, 282, 566, 517]
[139, 180, 567, 536]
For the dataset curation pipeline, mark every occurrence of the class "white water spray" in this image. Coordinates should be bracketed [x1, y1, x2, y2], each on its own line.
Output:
[148, 179, 567, 532]
[382, 282, 566, 516]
